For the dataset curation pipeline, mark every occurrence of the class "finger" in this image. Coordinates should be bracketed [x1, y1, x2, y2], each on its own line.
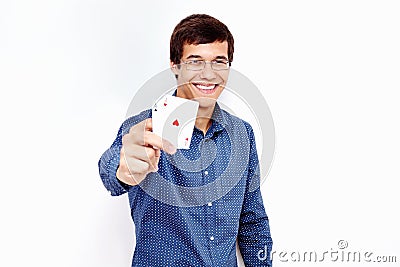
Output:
[145, 118, 176, 154]
[154, 148, 160, 158]
[127, 145, 156, 163]
[144, 118, 166, 154]
[123, 154, 151, 174]
[145, 118, 160, 149]
[144, 118, 153, 131]
[124, 119, 177, 154]
[152, 148, 161, 172]
[150, 148, 160, 171]
[144, 131, 177, 154]
[122, 144, 159, 172]
[126, 119, 149, 140]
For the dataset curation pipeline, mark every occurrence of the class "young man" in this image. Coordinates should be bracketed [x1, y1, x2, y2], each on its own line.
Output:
[99, 14, 273, 266]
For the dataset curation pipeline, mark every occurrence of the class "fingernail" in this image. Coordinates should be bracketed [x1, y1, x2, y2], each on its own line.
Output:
[167, 144, 177, 154]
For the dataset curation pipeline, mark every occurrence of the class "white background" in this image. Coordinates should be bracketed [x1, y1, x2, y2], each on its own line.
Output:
[1, 1, 399, 266]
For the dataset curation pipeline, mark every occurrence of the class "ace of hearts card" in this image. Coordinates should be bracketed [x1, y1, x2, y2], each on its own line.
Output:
[152, 95, 199, 149]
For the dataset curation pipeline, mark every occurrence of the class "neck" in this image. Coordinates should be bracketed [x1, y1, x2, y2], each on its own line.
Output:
[195, 105, 215, 134]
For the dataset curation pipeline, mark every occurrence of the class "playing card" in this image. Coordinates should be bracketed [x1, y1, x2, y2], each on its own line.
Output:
[152, 95, 199, 149]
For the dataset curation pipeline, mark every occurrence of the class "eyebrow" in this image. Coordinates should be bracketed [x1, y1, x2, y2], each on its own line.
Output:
[185, 55, 229, 60]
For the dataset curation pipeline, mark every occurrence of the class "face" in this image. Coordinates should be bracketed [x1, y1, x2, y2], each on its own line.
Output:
[170, 41, 230, 110]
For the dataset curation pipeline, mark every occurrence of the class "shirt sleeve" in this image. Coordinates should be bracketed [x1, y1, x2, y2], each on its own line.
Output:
[98, 110, 151, 196]
[238, 124, 273, 266]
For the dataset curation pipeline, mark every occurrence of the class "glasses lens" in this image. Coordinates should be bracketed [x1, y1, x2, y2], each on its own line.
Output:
[186, 60, 204, 71]
[185, 60, 229, 71]
[212, 61, 229, 70]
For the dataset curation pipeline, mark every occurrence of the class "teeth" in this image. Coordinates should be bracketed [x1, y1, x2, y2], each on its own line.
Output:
[194, 84, 216, 90]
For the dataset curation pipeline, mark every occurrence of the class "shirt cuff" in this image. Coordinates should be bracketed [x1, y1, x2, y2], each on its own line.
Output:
[105, 151, 129, 196]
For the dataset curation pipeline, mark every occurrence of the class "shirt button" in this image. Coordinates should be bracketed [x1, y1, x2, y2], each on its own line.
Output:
[210, 236, 215, 241]
[204, 170, 209, 175]
[207, 202, 212, 207]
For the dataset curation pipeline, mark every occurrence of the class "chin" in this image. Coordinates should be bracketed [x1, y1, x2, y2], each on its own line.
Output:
[196, 97, 218, 109]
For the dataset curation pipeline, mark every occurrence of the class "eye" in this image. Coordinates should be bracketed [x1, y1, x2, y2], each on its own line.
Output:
[189, 60, 204, 65]
[213, 60, 229, 65]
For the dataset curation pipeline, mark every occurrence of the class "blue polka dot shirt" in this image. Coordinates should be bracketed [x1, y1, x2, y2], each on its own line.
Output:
[98, 103, 273, 266]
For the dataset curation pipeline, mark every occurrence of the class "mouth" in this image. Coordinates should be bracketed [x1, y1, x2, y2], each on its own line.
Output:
[192, 82, 219, 94]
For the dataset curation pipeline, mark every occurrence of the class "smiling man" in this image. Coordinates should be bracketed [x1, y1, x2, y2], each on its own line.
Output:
[170, 16, 232, 134]
[172, 41, 229, 134]
[99, 14, 273, 266]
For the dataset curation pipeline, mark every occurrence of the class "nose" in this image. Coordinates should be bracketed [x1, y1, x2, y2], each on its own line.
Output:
[199, 62, 216, 80]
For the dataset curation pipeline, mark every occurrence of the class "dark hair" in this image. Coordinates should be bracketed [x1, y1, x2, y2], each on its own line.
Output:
[170, 14, 234, 64]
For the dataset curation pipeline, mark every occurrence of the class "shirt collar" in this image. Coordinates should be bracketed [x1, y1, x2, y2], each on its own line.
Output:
[209, 102, 227, 133]
[172, 89, 227, 134]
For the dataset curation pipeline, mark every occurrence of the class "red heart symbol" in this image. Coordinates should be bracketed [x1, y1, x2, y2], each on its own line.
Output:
[164, 102, 167, 106]
[172, 119, 179, 126]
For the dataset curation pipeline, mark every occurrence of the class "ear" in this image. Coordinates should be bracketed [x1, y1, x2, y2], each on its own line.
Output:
[170, 61, 179, 75]
[170, 61, 180, 79]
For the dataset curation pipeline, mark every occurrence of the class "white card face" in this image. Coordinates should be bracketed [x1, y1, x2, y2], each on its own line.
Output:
[152, 95, 199, 149]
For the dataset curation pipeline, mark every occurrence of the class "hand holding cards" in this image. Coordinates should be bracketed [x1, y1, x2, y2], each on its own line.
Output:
[116, 95, 197, 186]
[152, 95, 199, 149]
[117, 119, 177, 186]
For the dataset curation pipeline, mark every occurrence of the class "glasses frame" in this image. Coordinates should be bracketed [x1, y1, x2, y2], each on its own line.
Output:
[182, 59, 231, 71]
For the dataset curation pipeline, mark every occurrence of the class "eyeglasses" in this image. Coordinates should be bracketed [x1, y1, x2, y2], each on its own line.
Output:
[182, 59, 231, 71]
